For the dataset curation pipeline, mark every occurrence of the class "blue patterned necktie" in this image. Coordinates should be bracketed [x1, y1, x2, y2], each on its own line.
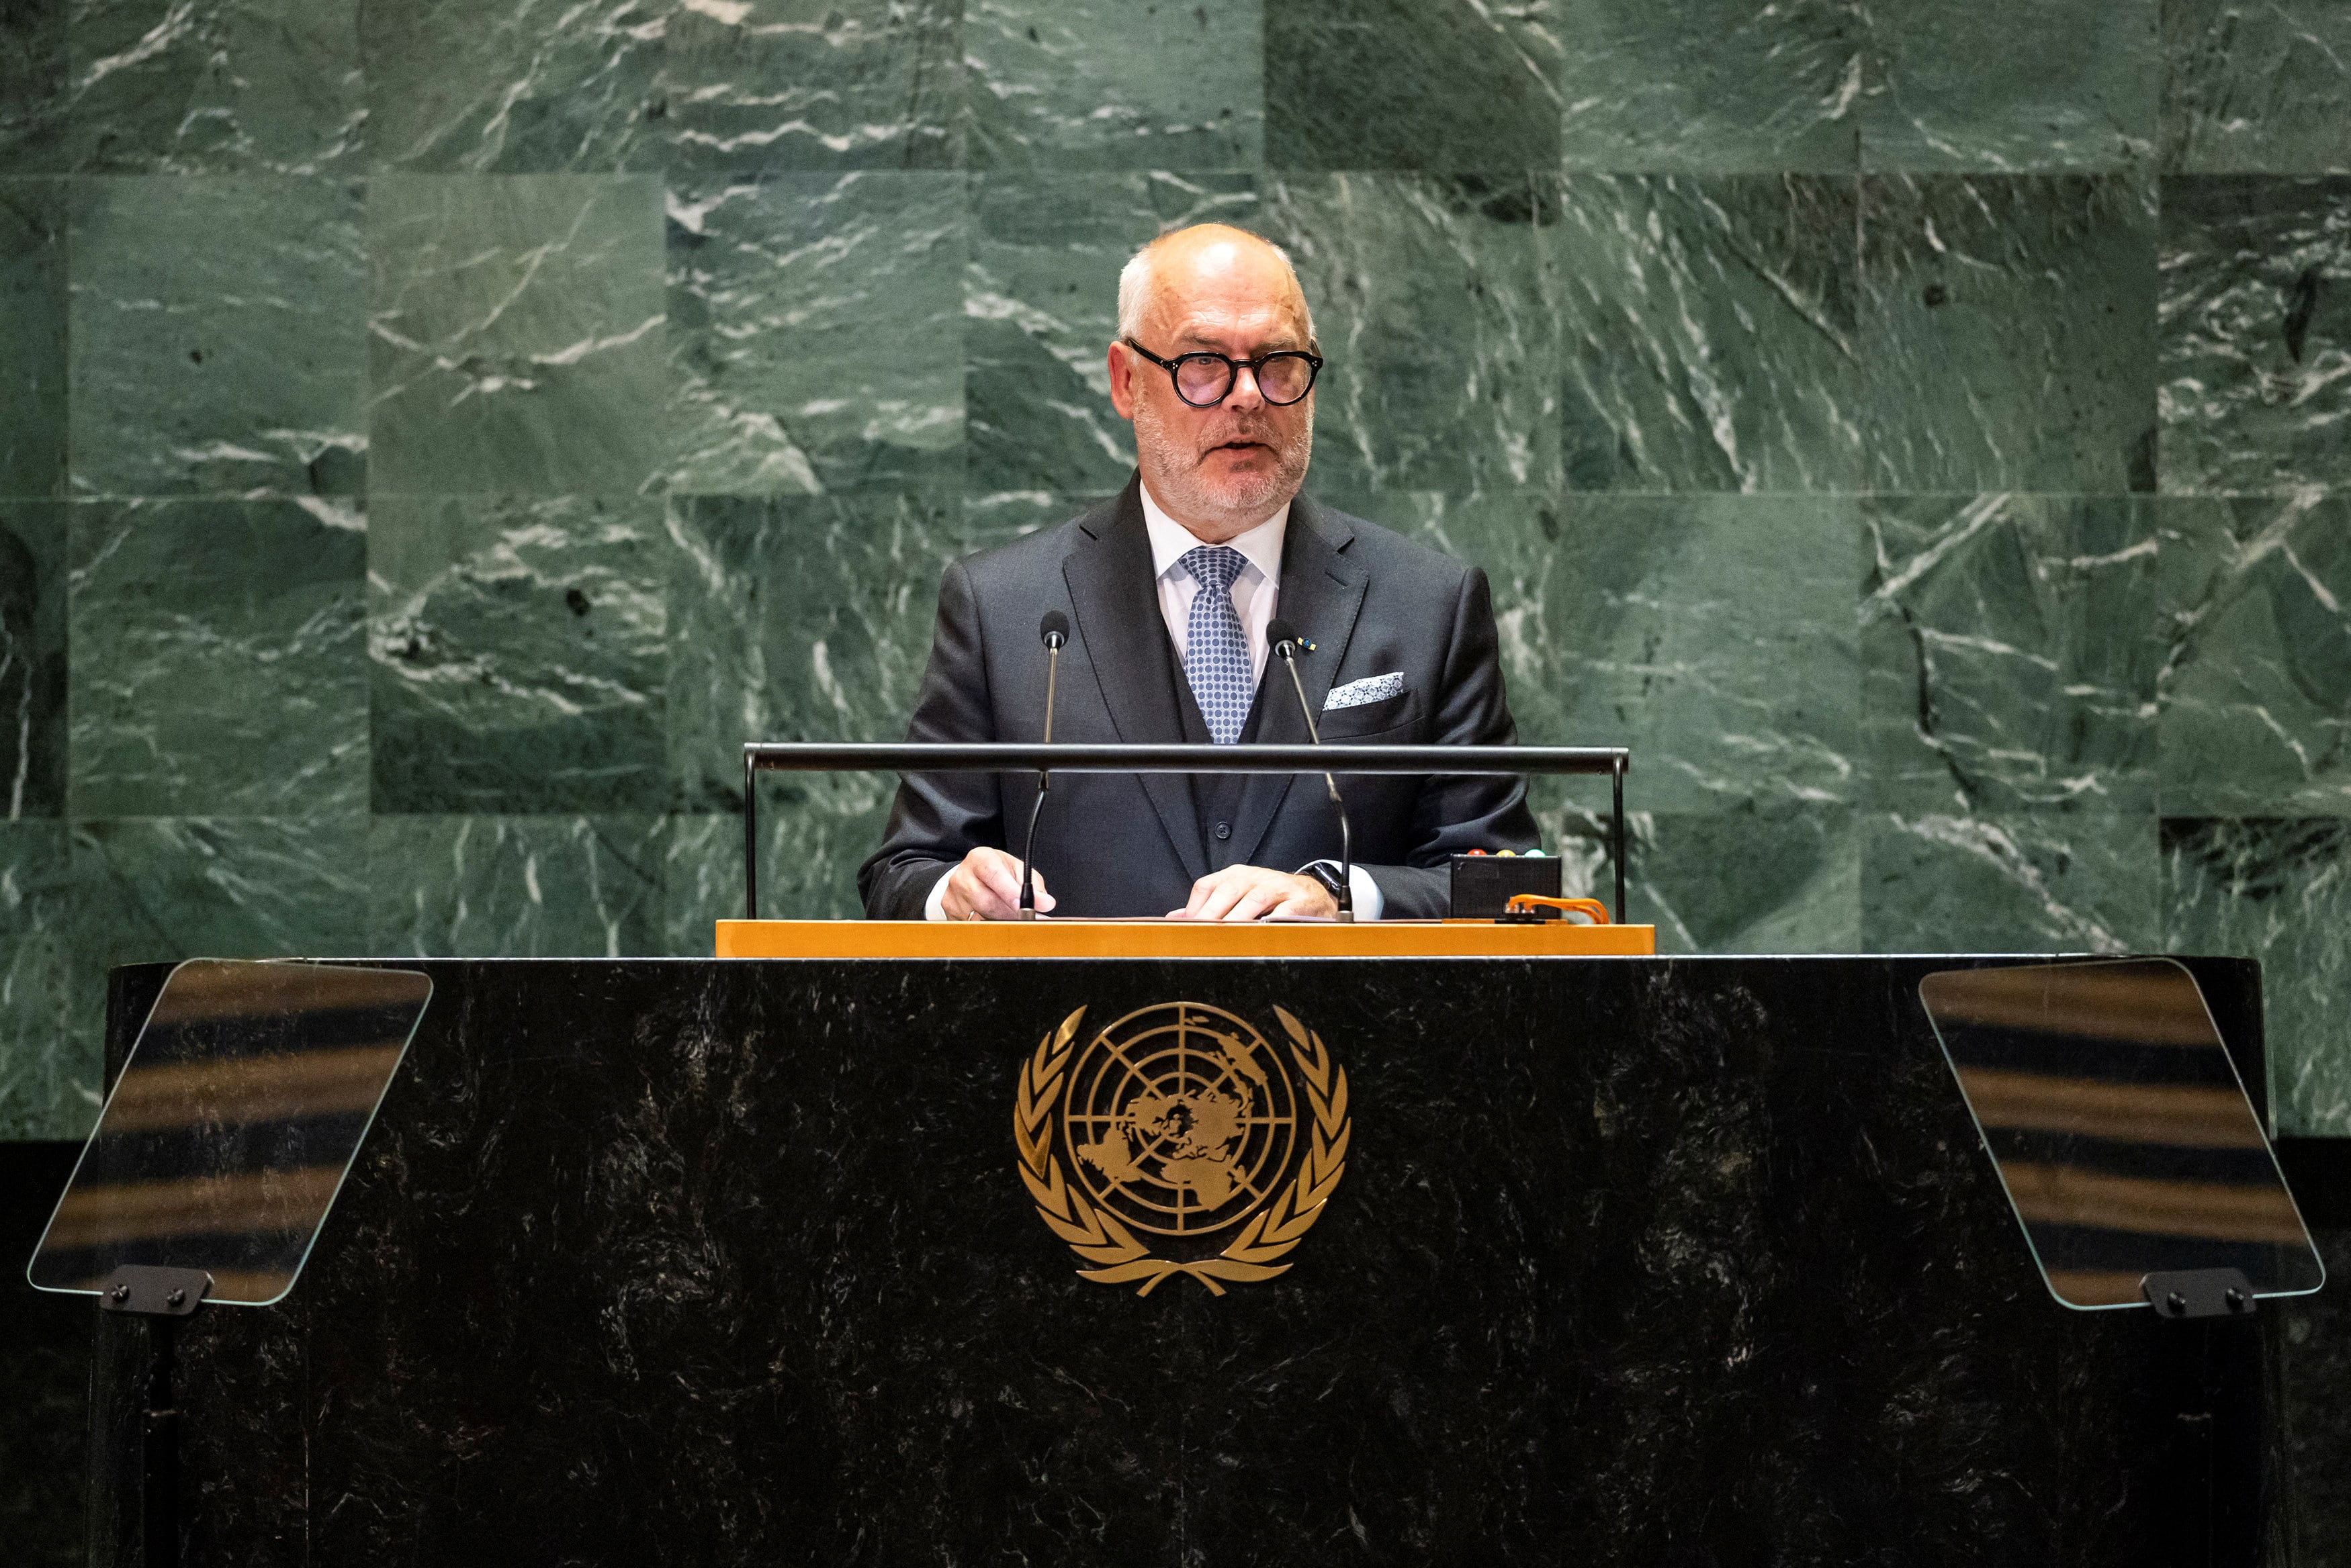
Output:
[1179, 545, 1253, 744]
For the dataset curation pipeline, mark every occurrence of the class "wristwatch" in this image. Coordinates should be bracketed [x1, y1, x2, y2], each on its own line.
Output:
[1300, 861, 1348, 904]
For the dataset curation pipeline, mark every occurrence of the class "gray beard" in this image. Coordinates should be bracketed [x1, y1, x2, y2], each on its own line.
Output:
[1132, 397, 1313, 535]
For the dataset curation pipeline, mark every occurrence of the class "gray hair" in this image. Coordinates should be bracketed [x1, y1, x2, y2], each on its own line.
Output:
[1115, 226, 1315, 342]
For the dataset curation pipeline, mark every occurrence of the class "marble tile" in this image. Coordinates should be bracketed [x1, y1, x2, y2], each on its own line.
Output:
[2165, 817, 2351, 1136]
[1554, 174, 1862, 492]
[0, 179, 66, 498]
[69, 175, 366, 498]
[1859, 0, 2158, 172]
[66, 815, 367, 1062]
[0, 823, 81, 1139]
[666, 490, 1024, 811]
[1261, 174, 1562, 502]
[1863, 494, 2165, 815]
[967, 0, 1260, 171]
[369, 814, 666, 956]
[660, 0, 963, 173]
[1860, 809, 2159, 953]
[2163, 0, 2351, 173]
[2158, 175, 2351, 494]
[371, 494, 669, 814]
[0, 504, 66, 819]
[367, 174, 664, 496]
[1556, 0, 1859, 174]
[664, 806, 887, 933]
[69, 498, 368, 818]
[1628, 804, 1860, 955]
[662, 813, 735, 941]
[1265, 0, 1561, 172]
[666, 172, 964, 495]
[2158, 494, 2351, 815]
[1423, 492, 1861, 815]
[961, 487, 1116, 537]
[1860, 174, 2158, 492]
[361, 0, 660, 172]
[0, 0, 66, 173]
[964, 172, 1256, 494]
[60, 0, 363, 173]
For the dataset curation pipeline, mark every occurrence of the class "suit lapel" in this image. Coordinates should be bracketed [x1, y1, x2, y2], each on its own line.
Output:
[1227, 495, 1365, 868]
[1063, 479, 1210, 882]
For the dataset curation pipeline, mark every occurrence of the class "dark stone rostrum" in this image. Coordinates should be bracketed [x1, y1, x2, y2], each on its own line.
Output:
[87, 956, 2282, 1566]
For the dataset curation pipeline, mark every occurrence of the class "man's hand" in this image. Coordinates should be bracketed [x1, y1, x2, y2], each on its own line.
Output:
[1168, 865, 1336, 922]
[939, 847, 1055, 920]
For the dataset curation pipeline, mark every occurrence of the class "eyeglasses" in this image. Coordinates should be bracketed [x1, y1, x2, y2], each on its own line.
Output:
[1121, 337, 1323, 409]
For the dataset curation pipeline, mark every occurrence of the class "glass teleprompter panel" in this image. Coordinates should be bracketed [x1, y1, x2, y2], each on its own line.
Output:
[27, 959, 431, 1307]
[1920, 957, 2323, 1310]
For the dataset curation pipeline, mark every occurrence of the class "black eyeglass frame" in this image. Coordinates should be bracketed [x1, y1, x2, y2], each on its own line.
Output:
[1120, 336, 1325, 408]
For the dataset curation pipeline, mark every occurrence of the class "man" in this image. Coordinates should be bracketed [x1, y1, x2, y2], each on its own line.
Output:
[858, 224, 1538, 921]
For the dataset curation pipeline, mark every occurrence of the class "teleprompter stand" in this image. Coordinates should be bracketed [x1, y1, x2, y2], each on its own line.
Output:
[26, 959, 434, 1568]
[101, 1266, 212, 1568]
[1918, 960, 2319, 1568]
[2142, 1267, 2258, 1321]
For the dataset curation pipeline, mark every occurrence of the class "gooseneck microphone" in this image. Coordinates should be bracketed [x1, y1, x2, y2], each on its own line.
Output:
[1265, 616, 1354, 922]
[1017, 610, 1069, 919]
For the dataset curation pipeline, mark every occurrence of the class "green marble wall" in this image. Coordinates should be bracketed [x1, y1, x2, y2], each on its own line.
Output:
[3, 0, 2350, 1137]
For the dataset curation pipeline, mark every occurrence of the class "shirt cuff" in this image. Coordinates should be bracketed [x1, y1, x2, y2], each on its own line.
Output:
[1300, 860, 1384, 921]
[922, 866, 955, 921]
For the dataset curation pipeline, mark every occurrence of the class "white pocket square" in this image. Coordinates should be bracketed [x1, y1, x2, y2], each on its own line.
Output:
[1323, 672, 1406, 712]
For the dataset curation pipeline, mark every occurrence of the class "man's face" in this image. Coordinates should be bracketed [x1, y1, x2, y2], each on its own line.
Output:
[1108, 238, 1315, 543]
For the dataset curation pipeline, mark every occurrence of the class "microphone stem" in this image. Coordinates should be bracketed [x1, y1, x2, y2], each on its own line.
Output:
[1333, 796, 1352, 922]
[1042, 643, 1058, 749]
[1018, 641, 1060, 919]
[1278, 648, 1354, 923]
[1018, 788, 1048, 919]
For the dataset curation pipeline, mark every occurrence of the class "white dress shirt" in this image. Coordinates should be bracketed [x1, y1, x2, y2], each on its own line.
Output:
[924, 482, 1381, 919]
[1140, 483, 1286, 682]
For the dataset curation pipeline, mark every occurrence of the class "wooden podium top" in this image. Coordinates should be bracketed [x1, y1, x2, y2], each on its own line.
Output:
[713, 918, 1656, 958]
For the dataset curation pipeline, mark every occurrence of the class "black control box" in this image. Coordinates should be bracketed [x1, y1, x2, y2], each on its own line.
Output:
[1448, 854, 1562, 917]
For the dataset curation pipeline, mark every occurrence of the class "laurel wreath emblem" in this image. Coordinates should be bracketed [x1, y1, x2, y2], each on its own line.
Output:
[1014, 1003, 1351, 1297]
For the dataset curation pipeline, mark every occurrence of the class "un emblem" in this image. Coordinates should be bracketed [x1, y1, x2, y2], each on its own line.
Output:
[1014, 1003, 1351, 1296]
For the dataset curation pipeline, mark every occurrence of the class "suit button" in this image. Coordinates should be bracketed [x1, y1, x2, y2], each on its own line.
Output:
[1214, 821, 1232, 841]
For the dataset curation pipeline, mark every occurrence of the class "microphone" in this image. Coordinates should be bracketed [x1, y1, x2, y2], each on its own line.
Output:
[1265, 616, 1354, 922]
[1018, 610, 1069, 919]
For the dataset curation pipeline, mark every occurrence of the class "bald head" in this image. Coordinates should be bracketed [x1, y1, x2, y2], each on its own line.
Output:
[1116, 224, 1314, 346]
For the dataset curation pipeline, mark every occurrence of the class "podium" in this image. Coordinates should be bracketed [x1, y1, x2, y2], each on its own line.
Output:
[84, 946, 2290, 1565]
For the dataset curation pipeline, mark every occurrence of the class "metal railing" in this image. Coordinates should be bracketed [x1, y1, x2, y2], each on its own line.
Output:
[741, 741, 1631, 924]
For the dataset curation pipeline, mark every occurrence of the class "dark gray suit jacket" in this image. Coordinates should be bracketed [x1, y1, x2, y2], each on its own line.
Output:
[857, 476, 1540, 919]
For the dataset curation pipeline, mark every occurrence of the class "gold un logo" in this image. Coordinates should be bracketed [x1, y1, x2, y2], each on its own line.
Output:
[1014, 1002, 1351, 1296]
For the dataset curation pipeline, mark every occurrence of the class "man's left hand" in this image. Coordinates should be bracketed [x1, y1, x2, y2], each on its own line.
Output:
[1168, 865, 1336, 921]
